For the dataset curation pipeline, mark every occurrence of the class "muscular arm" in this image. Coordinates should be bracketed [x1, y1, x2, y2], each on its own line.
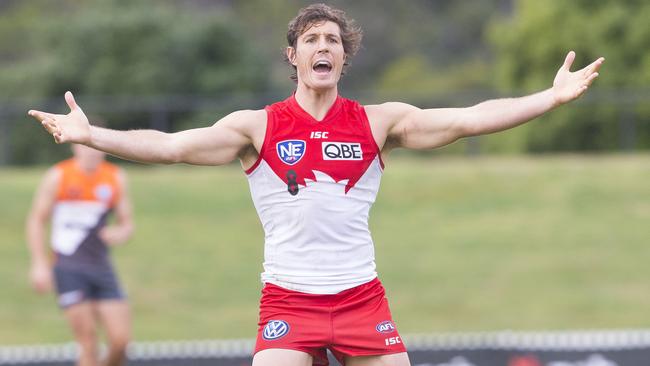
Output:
[25, 167, 60, 293]
[28, 93, 265, 166]
[382, 89, 557, 150]
[374, 52, 604, 152]
[99, 169, 135, 246]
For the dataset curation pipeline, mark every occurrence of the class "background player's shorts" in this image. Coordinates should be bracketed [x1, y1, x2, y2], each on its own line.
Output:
[53, 266, 125, 308]
[254, 278, 406, 366]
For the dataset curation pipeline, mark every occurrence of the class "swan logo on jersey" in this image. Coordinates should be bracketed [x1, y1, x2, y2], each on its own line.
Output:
[277, 140, 306, 165]
[376, 320, 396, 333]
[322, 142, 363, 160]
[262, 320, 290, 340]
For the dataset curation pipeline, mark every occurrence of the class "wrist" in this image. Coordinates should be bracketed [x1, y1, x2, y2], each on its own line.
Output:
[547, 87, 563, 109]
[87, 125, 98, 147]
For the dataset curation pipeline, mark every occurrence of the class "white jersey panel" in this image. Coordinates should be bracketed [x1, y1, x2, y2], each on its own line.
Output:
[51, 201, 107, 255]
[247, 156, 383, 294]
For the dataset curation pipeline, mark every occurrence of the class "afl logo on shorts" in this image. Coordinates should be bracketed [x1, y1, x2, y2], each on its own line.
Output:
[376, 320, 396, 333]
[277, 140, 306, 165]
[94, 184, 114, 202]
[263, 320, 290, 340]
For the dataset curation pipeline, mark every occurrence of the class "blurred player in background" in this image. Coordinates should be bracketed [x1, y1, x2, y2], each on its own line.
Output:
[26, 133, 134, 366]
[27, 3, 603, 366]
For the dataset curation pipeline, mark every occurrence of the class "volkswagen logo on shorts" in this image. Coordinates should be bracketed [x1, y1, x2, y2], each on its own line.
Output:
[263, 320, 290, 340]
[376, 320, 396, 333]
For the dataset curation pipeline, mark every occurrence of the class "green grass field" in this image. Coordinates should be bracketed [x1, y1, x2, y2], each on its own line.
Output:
[1, 154, 649, 345]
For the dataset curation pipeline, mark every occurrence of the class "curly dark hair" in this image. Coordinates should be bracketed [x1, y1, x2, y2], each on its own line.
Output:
[286, 3, 363, 82]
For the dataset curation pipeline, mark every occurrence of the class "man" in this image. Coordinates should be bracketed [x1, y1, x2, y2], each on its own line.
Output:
[26, 142, 134, 366]
[27, 4, 604, 366]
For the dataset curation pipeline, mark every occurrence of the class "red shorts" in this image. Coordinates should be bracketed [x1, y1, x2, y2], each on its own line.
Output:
[254, 278, 407, 365]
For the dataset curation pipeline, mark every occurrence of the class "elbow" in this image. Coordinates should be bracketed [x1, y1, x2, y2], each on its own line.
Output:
[124, 222, 135, 242]
[26, 213, 45, 233]
[163, 152, 183, 165]
[459, 121, 480, 138]
[161, 138, 185, 164]
[456, 108, 483, 138]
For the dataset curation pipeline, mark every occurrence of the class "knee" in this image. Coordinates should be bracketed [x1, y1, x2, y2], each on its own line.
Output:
[74, 329, 98, 349]
[108, 334, 130, 354]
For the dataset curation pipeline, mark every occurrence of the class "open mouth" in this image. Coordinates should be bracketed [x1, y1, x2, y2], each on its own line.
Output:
[312, 60, 333, 74]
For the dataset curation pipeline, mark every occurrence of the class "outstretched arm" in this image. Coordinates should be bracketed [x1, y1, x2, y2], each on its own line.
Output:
[380, 51, 604, 151]
[28, 92, 264, 166]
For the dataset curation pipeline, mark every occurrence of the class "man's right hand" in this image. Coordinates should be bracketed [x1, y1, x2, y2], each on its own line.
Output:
[28, 91, 91, 145]
[29, 262, 52, 294]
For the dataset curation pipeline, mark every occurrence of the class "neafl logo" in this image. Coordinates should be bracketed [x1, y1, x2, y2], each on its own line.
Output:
[277, 140, 306, 165]
[375, 320, 396, 333]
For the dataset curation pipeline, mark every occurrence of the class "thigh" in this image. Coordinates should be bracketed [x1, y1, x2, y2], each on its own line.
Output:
[254, 284, 331, 364]
[346, 352, 411, 366]
[63, 302, 97, 341]
[330, 280, 406, 360]
[94, 300, 131, 343]
[253, 348, 313, 366]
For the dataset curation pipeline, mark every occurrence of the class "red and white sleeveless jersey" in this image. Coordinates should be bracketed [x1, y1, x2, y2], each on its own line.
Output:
[245, 95, 384, 294]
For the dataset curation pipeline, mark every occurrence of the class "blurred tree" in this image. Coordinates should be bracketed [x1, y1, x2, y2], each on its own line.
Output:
[231, 0, 504, 98]
[487, 0, 650, 152]
[0, 0, 268, 164]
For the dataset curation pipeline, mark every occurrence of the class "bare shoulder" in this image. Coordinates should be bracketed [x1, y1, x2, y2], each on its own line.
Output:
[217, 109, 267, 130]
[364, 102, 419, 126]
[220, 109, 267, 148]
[32, 166, 61, 205]
[115, 167, 128, 185]
[42, 166, 62, 185]
[361, 102, 419, 152]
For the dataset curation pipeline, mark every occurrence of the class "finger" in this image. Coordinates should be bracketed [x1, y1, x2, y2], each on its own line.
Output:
[562, 51, 576, 71]
[65, 91, 79, 111]
[28, 110, 58, 122]
[582, 57, 605, 76]
[574, 85, 588, 99]
[585, 72, 599, 85]
[41, 118, 60, 135]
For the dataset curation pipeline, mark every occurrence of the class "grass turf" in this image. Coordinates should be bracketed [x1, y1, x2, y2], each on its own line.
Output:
[1, 154, 649, 344]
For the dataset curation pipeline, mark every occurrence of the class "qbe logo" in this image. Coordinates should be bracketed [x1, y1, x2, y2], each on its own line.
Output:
[322, 142, 363, 161]
[277, 140, 306, 165]
[262, 320, 290, 340]
[376, 320, 396, 334]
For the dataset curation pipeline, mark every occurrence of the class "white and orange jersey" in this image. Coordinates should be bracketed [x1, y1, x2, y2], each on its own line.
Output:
[51, 159, 121, 270]
[246, 95, 384, 294]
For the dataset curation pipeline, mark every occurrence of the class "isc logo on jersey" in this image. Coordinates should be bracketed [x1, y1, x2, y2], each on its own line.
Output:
[277, 140, 306, 165]
[322, 142, 363, 161]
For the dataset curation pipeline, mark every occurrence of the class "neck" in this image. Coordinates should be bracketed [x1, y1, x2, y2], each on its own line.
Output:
[294, 83, 339, 121]
[74, 159, 99, 174]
